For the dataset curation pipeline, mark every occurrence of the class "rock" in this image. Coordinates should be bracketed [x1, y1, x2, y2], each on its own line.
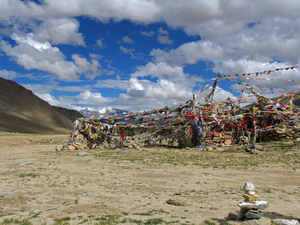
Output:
[206, 146, 213, 151]
[255, 145, 262, 150]
[236, 211, 245, 220]
[246, 147, 260, 154]
[227, 211, 238, 221]
[72, 144, 82, 150]
[227, 217, 271, 225]
[117, 149, 133, 154]
[251, 149, 260, 154]
[55, 146, 61, 151]
[243, 182, 255, 191]
[166, 198, 184, 206]
[244, 211, 263, 219]
[68, 145, 75, 151]
[243, 194, 259, 202]
[225, 139, 232, 145]
[272, 219, 300, 225]
[46, 161, 53, 165]
[238, 201, 268, 210]
[284, 152, 294, 156]
[1, 195, 17, 198]
[223, 148, 236, 152]
[19, 161, 32, 165]
[77, 151, 90, 156]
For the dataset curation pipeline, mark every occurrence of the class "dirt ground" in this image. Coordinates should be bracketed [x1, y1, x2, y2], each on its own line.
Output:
[0, 133, 300, 225]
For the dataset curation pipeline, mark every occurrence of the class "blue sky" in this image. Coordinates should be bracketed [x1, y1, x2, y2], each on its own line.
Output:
[0, 0, 300, 112]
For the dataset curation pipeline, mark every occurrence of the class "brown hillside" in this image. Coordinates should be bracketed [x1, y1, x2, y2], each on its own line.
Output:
[271, 88, 300, 106]
[0, 77, 81, 134]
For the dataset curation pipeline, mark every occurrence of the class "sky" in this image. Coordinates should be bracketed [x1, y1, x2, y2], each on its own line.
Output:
[0, 0, 300, 112]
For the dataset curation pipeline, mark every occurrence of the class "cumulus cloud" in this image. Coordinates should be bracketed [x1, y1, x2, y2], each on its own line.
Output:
[151, 40, 225, 66]
[132, 62, 186, 81]
[34, 18, 85, 46]
[0, 33, 102, 80]
[0, 38, 79, 80]
[73, 90, 113, 110]
[72, 54, 102, 79]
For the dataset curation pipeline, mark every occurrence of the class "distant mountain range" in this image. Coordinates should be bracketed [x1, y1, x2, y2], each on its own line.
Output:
[79, 107, 128, 118]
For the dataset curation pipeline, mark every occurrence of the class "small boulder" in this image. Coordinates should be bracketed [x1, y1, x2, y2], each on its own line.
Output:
[19, 161, 32, 166]
[77, 151, 89, 156]
[227, 211, 237, 221]
[68, 145, 75, 151]
[166, 198, 184, 206]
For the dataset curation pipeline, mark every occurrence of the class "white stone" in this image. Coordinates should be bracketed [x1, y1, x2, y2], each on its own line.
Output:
[238, 201, 268, 210]
[77, 151, 90, 156]
[272, 219, 300, 225]
[243, 182, 255, 191]
[246, 190, 256, 196]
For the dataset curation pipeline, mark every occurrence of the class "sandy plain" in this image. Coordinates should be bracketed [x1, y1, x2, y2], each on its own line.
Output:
[0, 133, 300, 225]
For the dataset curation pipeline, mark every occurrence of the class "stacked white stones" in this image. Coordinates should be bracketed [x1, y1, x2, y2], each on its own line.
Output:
[237, 182, 269, 220]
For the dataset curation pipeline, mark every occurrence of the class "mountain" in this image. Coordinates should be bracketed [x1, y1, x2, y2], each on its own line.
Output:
[0, 77, 82, 134]
[53, 106, 83, 122]
[271, 89, 300, 106]
[79, 107, 128, 118]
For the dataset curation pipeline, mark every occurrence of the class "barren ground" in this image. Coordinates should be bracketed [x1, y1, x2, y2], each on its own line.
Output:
[0, 133, 300, 225]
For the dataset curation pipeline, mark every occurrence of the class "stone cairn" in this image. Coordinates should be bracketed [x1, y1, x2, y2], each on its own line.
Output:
[236, 182, 269, 220]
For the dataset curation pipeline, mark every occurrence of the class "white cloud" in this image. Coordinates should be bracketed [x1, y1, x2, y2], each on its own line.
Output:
[157, 27, 173, 45]
[140, 30, 155, 36]
[35, 93, 61, 106]
[94, 79, 129, 90]
[74, 90, 112, 110]
[34, 18, 85, 46]
[23, 83, 93, 94]
[212, 59, 300, 94]
[72, 54, 102, 79]
[198, 86, 236, 103]
[11, 33, 58, 51]
[151, 40, 225, 66]
[131, 61, 205, 87]
[0, 38, 80, 80]
[120, 46, 136, 58]
[0, 70, 23, 79]
[129, 78, 144, 91]
[132, 62, 186, 81]
[126, 78, 193, 102]
[122, 36, 134, 44]
[1, 33, 102, 80]
[95, 39, 106, 48]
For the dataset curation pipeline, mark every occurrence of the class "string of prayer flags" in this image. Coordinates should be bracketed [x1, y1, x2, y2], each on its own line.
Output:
[234, 76, 300, 83]
[220, 66, 298, 78]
